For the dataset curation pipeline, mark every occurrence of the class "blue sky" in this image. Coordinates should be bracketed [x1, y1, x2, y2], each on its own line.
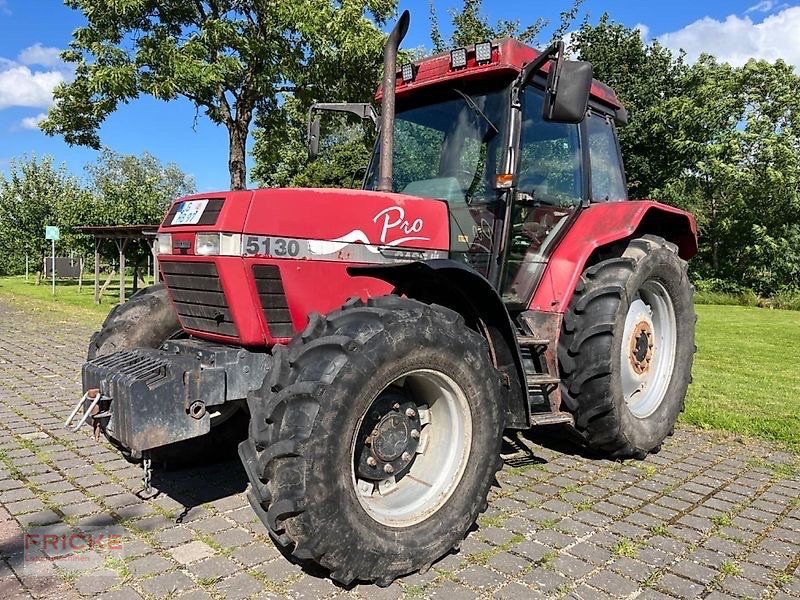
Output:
[1, 0, 798, 192]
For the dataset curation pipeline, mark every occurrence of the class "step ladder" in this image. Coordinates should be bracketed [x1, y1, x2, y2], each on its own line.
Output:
[516, 314, 574, 428]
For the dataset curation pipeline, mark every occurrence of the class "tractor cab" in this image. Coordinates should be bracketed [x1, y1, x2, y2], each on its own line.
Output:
[311, 36, 630, 308]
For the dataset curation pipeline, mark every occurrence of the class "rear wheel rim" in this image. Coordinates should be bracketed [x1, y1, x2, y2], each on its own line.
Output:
[620, 280, 677, 418]
[350, 369, 472, 528]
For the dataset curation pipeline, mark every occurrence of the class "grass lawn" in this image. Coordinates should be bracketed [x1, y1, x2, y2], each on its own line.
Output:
[0, 275, 151, 324]
[0, 276, 797, 452]
[684, 304, 800, 453]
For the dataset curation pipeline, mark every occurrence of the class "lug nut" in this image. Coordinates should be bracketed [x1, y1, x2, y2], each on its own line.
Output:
[401, 451, 412, 462]
[367, 457, 377, 468]
[393, 403, 401, 410]
[405, 407, 416, 418]
[410, 429, 420, 440]
[383, 464, 394, 474]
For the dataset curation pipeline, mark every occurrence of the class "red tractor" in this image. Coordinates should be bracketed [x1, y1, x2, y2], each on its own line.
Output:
[69, 11, 696, 586]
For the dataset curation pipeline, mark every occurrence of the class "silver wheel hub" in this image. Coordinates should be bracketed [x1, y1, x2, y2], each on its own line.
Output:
[351, 369, 472, 528]
[620, 280, 677, 419]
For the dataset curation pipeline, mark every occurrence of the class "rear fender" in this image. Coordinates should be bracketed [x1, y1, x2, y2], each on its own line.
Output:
[349, 260, 529, 428]
[530, 201, 697, 313]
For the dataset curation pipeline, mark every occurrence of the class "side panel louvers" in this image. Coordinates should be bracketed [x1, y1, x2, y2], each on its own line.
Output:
[252, 265, 294, 338]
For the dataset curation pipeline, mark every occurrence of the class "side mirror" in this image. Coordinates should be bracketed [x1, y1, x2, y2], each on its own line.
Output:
[543, 59, 593, 124]
[307, 115, 321, 159]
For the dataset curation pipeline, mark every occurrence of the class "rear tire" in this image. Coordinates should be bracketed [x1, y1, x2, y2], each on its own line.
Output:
[239, 296, 505, 586]
[88, 283, 248, 466]
[558, 236, 695, 458]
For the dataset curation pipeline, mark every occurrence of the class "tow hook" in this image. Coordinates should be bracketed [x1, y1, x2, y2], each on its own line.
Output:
[65, 388, 105, 432]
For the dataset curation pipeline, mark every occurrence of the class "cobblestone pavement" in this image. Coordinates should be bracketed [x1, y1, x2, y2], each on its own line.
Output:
[0, 300, 798, 600]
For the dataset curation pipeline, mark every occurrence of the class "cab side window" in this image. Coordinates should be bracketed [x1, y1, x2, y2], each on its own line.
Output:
[587, 112, 627, 202]
[517, 89, 583, 207]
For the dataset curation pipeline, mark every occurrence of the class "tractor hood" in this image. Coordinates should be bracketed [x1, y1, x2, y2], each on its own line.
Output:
[159, 188, 451, 261]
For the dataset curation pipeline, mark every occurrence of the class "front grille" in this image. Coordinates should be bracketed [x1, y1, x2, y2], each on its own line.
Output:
[252, 265, 294, 338]
[161, 261, 238, 337]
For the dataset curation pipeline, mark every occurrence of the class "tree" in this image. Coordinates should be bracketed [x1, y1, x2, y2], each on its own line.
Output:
[41, 0, 396, 190]
[573, 15, 800, 295]
[429, 0, 583, 52]
[58, 149, 196, 271]
[570, 15, 689, 198]
[0, 155, 86, 276]
[657, 58, 800, 294]
[84, 149, 196, 226]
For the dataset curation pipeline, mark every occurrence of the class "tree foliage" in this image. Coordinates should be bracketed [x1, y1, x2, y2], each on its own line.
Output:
[573, 16, 800, 295]
[0, 151, 194, 275]
[0, 155, 86, 275]
[41, 0, 396, 190]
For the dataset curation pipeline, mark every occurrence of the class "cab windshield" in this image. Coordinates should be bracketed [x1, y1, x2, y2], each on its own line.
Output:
[364, 83, 509, 205]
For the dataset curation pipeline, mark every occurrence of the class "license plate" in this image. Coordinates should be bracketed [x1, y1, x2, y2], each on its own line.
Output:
[242, 235, 302, 257]
[171, 199, 209, 225]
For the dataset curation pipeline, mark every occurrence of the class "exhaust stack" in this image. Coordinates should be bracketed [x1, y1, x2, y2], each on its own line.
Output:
[377, 10, 410, 193]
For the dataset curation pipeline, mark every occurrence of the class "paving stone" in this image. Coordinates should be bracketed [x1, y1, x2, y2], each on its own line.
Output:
[168, 540, 216, 565]
[128, 553, 174, 577]
[213, 572, 263, 599]
[719, 575, 768, 598]
[552, 554, 594, 579]
[75, 570, 120, 595]
[153, 526, 196, 548]
[523, 566, 569, 594]
[231, 543, 281, 567]
[657, 572, 706, 599]
[586, 569, 639, 596]
[139, 570, 194, 597]
[568, 542, 612, 565]
[493, 581, 536, 600]
[98, 588, 143, 600]
[669, 559, 718, 584]
[457, 564, 505, 590]
[487, 551, 531, 575]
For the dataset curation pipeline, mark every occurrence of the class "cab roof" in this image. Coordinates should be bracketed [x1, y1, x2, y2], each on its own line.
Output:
[379, 38, 624, 113]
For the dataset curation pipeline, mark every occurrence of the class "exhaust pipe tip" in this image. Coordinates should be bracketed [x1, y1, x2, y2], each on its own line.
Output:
[377, 10, 411, 193]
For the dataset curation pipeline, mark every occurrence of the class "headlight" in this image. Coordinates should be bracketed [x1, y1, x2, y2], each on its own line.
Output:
[195, 233, 220, 256]
[155, 233, 172, 255]
[194, 233, 242, 256]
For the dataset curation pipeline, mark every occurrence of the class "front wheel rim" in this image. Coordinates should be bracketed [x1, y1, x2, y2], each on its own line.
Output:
[350, 369, 472, 528]
[620, 280, 677, 418]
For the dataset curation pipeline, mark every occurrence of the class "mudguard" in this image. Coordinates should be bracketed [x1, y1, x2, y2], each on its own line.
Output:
[530, 201, 697, 313]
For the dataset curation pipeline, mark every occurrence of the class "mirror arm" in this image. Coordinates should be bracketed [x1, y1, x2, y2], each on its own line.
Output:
[516, 40, 562, 90]
[543, 42, 566, 120]
[310, 102, 379, 126]
[306, 102, 379, 159]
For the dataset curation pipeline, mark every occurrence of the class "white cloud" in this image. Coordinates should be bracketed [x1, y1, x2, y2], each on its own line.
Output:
[0, 44, 74, 111]
[633, 23, 650, 42]
[745, 1, 788, 13]
[657, 6, 800, 68]
[0, 65, 65, 109]
[18, 43, 64, 68]
[18, 112, 47, 130]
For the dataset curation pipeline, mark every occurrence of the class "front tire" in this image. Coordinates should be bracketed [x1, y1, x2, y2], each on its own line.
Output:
[558, 235, 695, 458]
[239, 296, 505, 586]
